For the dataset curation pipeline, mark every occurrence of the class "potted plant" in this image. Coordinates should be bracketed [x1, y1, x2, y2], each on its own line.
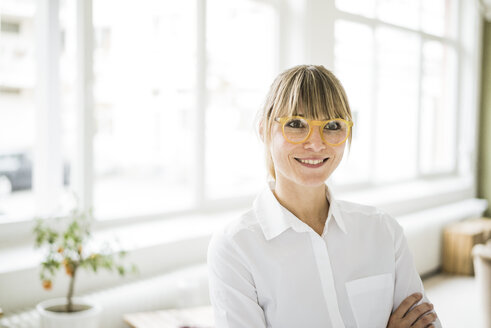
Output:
[34, 207, 136, 328]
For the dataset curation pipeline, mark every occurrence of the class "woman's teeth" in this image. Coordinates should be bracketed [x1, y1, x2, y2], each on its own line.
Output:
[298, 159, 324, 165]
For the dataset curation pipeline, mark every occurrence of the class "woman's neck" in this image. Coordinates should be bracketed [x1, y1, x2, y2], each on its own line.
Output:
[273, 179, 329, 235]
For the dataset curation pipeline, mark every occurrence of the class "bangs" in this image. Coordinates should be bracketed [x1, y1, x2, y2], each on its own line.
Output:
[269, 67, 352, 121]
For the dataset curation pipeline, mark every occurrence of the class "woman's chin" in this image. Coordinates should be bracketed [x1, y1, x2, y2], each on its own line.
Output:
[275, 169, 332, 188]
[292, 174, 330, 187]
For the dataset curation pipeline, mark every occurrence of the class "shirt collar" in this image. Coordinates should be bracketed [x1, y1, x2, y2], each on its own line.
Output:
[253, 181, 348, 241]
[325, 185, 347, 235]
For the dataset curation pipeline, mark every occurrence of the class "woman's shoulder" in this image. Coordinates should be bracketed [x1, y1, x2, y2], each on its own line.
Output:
[207, 209, 266, 267]
[335, 199, 386, 218]
[335, 199, 403, 233]
[209, 209, 263, 247]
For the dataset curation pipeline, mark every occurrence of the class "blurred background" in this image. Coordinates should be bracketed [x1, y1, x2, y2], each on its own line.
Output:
[0, 0, 490, 327]
[1, 0, 488, 222]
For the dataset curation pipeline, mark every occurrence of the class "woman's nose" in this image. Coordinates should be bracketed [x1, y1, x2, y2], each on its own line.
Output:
[304, 127, 326, 152]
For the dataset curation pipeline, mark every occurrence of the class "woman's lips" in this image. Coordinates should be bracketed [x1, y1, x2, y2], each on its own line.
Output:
[294, 157, 329, 168]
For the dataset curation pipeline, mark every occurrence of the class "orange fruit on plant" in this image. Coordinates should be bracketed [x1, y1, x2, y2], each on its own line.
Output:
[42, 280, 52, 290]
[63, 259, 73, 276]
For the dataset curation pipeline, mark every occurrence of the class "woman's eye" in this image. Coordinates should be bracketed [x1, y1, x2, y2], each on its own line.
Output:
[325, 121, 341, 130]
[286, 119, 306, 129]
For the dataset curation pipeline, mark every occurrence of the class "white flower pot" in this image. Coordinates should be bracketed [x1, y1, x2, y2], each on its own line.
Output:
[36, 298, 101, 328]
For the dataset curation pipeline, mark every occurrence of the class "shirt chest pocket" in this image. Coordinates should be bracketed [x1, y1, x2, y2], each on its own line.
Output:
[345, 273, 394, 328]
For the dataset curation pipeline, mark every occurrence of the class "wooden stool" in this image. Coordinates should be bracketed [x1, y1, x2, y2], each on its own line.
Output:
[442, 218, 491, 275]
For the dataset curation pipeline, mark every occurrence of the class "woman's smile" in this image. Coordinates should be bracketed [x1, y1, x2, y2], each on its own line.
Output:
[294, 157, 330, 168]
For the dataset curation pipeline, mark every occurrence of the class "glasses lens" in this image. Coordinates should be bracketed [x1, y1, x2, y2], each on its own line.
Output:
[283, 117, 310, 143]
[323, 119, 349, 145]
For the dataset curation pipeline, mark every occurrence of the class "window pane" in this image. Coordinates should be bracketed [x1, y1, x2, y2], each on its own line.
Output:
[333, 20, 373, 185]
[420, 41, 457, 174]
[0, 0, 36, 220]
[376, 0, 419, 30]
[93, 0, 196, 219]
[421, 0, 457, 38]
[335, 0, 375, 18]
[206, 0, 276, 199]
[375, 27, 420, 182]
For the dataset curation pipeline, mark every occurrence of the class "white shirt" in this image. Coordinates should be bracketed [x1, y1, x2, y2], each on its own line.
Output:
[207, 183, 442, 328]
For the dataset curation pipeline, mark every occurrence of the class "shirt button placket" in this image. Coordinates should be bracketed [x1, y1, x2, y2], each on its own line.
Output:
[310, 232, 345, 328]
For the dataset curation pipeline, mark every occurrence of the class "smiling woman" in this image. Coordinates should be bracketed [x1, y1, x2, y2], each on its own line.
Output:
[207, 65, 442, 328]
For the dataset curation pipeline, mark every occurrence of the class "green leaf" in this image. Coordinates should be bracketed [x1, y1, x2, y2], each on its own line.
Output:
[33, 206, 137, 294]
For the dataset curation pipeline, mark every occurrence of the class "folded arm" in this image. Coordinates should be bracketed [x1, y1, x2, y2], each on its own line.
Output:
[387, 216, 442, 328]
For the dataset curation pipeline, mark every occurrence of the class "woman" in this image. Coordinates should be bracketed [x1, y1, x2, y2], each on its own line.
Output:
[207, 65, 441, 328]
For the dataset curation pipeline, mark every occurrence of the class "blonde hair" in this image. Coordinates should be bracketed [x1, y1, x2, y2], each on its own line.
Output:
[258, 65, 353, 180]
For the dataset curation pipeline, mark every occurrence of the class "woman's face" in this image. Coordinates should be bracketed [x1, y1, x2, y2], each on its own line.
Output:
[269, 116, 346, 188]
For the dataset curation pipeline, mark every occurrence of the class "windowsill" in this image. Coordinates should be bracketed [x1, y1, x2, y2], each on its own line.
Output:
[0, 208, 242, 275]
[333, 175, 477, 217]
[0, 174, 481, 275]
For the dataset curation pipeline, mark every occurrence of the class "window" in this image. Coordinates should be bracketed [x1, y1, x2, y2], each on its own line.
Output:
[332, 0, 459, 186]
[92, 0, 198, 218]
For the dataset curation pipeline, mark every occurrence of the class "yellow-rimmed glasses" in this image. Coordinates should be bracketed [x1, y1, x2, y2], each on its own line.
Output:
[275, 116, 353, 146]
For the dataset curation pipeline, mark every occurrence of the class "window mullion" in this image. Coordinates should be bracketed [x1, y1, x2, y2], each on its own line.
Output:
[370, 24, 378, 185]
[454, 0, 463, 176]
[416, 35, 424, 177]
[415, 0, 423, 178]
[75, 0, 94, 212]
[35, 0, 62, 215]
[195, 0, 206, 209]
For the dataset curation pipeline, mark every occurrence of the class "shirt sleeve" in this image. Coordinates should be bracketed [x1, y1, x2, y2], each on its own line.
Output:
[207, 230, 267, 328]
[388, 215, 443, 328]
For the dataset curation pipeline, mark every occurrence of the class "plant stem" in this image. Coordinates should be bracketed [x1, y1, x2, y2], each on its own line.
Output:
[67, 265, 77, 312]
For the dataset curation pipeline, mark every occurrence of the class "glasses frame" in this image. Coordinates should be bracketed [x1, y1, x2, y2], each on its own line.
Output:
[275, 116, 354, 146]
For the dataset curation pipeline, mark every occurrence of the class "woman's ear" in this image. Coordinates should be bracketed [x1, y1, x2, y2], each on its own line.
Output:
[258, 120, 265, 142]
